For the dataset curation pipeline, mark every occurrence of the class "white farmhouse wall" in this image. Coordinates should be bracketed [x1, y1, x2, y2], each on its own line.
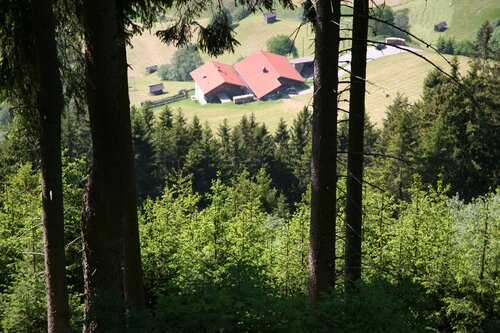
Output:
[194, 83, 207, 105]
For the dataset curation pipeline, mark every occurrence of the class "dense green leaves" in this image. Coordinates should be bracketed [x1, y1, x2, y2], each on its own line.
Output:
[0, 160, 85, 332]
[369, 4, 410, 39]
[158, 44, 203, 81]
[266, 34, 298, 57]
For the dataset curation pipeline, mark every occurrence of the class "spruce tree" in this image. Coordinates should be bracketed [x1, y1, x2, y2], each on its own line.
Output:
[271, 119, 295, 202]
[153, 106, 175, 189]
[379, 94, 421, 199]
[289, 108, 312, 203]
[217, 119, 234, 178]
[184, 123, 221, 197]
[131, 105, 156, 201]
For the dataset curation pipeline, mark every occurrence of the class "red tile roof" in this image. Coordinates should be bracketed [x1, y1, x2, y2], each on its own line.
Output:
[190, 61, 245, 95]
[234, 51, 305, 99]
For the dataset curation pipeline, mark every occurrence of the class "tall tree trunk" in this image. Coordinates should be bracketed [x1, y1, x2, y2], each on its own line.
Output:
[309, 0, 341, 303]
[116, 4, 146, 309]
[81, 0, 127, 331]
[344, 0, 369, 292]
[31, 1, 71, 332]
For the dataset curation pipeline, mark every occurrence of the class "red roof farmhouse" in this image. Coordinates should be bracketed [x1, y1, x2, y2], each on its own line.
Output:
[234, 51, 305, 100]
[190, 61, 246, 105]
[190, 51, 305, 104]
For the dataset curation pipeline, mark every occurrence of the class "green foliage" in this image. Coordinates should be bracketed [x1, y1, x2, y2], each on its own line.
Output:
[369, 4, 410, 39]
[83, 290, 156, 333]
[384, 58, 499, 201]
[418, 62, 500, 200]
[0, 114, 38, 183]
[158, 44, 203, 81]
[491, 25, 500, 57]
[436, 35, 455, 54]
[337, 113, 381, 171]
[288, 107, 311, 203]
[140, 170, 280, 300]
[153, 281, 309, 333]
[454, 39, 475, 56]
[183, 121, 221, 197]
[436, 35, 474, 56]
[0, 165, 44, 333]
[473, 21, 495, 60]
[61, 104, 92, 164]
[370, 4, 395, 36]
[231, 114, 275, 175]
[393, 8, 410, 38]
[1, 263, 47, 333]
[270, 193, 309, 296]
[266, 34, 298, 57]
[378, 94, 421, 199]
[270, 119, 295, 202]
[0, 164, 41, 294]
[210, 7, 232, 28]
[132, 109, 314, 206]
[232, 6, 251, 22]
[0, 160, 86, 332]
[139, 170, 441, 332]
[362, 179, 500, 332]
[444, 192, 500, 332]
[131, 105, 157, 201]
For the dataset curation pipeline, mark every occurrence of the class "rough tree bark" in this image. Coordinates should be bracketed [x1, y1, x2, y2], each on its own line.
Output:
[344, 0, 369, 291]
[81, 0, 128, 331]
[31, 0, 71, 331]
[116, 2, 146, 309]
[309, 0, 341, 303]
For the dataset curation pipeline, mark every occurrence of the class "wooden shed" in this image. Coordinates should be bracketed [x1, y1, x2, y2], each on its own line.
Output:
[263, 11, 277, 24]
[149, 83, 164, 95]
[145, 65, 158, 74]
[434, 21, 448, 32]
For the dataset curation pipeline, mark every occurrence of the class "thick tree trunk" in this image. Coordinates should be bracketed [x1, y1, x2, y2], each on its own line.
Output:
[116, 6, 146, 309]
[31, 1, 71, 332]
[309, 0, 341, 303]
[344, 0, 369, 292]
[81, 0, 127, 331]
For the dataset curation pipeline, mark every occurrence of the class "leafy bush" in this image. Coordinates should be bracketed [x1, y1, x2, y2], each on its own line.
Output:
[454, 39, 474, 56]
[266, 34, 298, 57]
[370, 4, 411, 39]
[393, 8, 410, 38]
[436, 36, 474, 56]
[436, 35, 455, 54]
[491, 25, 500, 55]
[157, 44, 203, 81]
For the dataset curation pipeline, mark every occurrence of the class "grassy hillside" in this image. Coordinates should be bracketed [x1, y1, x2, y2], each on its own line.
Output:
[384, 0, 500, 45]
[151, 51, 468, 131]
[128, 76, 193, 107]
[204, 13, 314, 65]
[341, 51, 469, 125]
[127, 11, 313, 77]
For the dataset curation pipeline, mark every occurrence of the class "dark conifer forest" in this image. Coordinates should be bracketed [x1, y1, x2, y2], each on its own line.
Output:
[0, 0, 498, 332]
